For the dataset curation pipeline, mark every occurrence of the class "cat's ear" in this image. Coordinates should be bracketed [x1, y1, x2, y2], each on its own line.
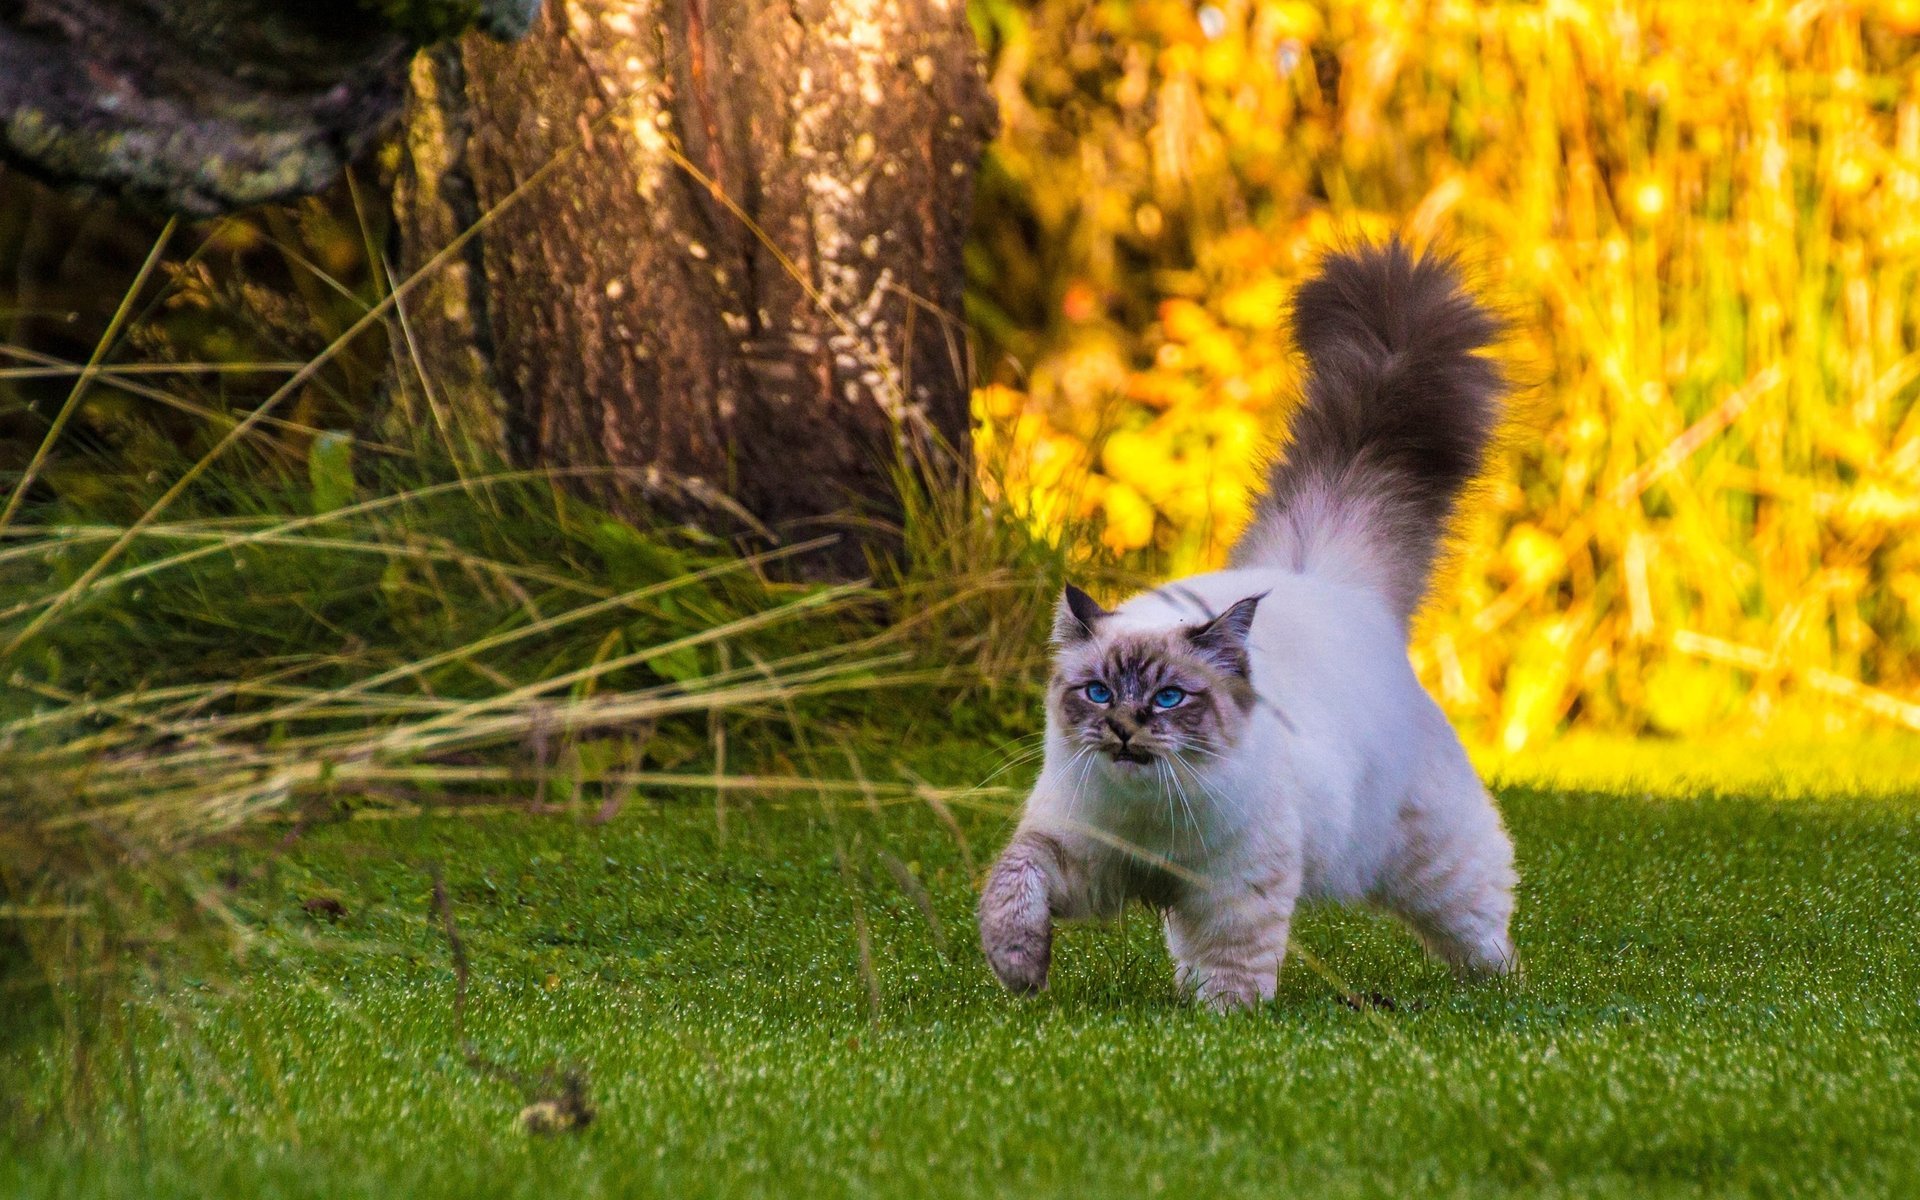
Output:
[1185, 593, 1265, 675]
[1052, 584, 1109, 646]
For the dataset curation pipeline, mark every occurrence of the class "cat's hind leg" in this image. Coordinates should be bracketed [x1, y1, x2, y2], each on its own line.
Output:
[1375, 760, 1519, 979]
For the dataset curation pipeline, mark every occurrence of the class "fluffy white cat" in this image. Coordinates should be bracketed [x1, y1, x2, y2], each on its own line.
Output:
[978, 242, 1519, 1011]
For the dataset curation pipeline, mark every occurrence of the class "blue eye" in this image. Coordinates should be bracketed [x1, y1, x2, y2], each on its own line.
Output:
[1152, 687, 1186, 710]
[1084, 682, 1113, 705]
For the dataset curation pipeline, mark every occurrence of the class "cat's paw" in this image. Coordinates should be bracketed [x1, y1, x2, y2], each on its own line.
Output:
[1186, 968, 1272, 1013]
[1441, 929, 1520, 981]
[1460, 941, 1522, 982]
[981, 923, 1051, 995]
[978, 848, 1055, 996]
[1197, 984, 1263, 1014]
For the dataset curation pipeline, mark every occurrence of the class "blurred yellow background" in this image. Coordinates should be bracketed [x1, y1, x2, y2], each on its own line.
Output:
[967, 0, 1920, 747]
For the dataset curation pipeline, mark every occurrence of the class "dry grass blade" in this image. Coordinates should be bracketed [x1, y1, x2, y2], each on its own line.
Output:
[0, 217, 179, 535]
[0, 360, 308, 380]
[1672, 630, 1920, 732]
[0, 466, 697, 625]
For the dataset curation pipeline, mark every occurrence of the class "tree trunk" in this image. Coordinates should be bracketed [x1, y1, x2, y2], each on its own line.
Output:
[0, 0, 995, 568]
[388, 0, 995, 572]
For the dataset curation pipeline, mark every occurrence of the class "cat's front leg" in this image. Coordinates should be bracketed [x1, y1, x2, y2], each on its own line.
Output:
[978, 829, 1080, 995]
[1165, 872, 1298, 1013]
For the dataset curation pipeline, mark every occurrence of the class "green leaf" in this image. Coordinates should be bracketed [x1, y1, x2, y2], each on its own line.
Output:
[572, 738, 626, 780]
[589, 519, 688, 587]
[649, 643, 704, 684]
[307, 432, 356, 515]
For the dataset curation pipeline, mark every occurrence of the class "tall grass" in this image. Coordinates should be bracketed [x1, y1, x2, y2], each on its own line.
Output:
[0, 448, 1076, 1123]
[969, 0, 1920, 746]
[0, 183, 1073, 1122]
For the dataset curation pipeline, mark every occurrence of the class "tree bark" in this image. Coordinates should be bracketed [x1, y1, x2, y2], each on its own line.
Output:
[388, 0, 995, 571]
[0, 0, 994, 569]
[0, 1, 540, 215]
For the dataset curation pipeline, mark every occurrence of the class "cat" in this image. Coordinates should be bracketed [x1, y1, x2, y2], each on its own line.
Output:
[977, 241, 1519, 1011]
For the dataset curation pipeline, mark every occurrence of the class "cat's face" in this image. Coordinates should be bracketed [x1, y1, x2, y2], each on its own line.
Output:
[1047, 585, 1261, 776]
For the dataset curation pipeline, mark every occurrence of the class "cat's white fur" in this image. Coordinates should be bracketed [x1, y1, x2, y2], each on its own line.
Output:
[982, 566, 1516, 1010]
[978, 243, 1518, 1010]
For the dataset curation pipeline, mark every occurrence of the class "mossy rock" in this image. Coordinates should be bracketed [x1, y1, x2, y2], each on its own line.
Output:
[359, 0, 542, 42]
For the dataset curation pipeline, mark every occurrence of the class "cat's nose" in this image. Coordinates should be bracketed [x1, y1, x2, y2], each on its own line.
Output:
[1105, 718, 1132, 744]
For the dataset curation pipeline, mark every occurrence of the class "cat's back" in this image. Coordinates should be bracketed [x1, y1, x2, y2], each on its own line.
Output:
[1113, 565, 1432, 890]
[1109, 566, 1406, 685]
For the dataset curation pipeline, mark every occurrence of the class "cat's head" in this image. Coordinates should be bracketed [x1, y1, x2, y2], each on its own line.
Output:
[1046, 584, 1262, 773]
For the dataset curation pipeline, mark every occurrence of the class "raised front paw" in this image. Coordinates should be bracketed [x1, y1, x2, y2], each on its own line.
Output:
[978, 854, 1054, 995]
[981, 918, 1051, 995]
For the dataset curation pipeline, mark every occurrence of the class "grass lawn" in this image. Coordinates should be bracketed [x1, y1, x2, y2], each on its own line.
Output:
[5, 738, 1919, 1198]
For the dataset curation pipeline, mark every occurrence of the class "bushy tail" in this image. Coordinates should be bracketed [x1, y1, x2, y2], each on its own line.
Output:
[1230, 241, 1504, 626]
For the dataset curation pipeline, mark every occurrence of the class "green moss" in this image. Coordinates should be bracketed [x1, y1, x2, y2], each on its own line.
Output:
[5, 107, 341, 213]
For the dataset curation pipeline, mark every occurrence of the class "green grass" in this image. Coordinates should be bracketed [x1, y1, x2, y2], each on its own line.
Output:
[5, 739, 1920, 1199]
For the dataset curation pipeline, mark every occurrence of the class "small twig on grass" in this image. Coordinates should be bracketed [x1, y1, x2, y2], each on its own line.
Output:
[428, 864, 594, 1135]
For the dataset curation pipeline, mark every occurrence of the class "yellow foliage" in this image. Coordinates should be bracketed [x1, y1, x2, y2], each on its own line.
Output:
[968, 0, 1920, 743]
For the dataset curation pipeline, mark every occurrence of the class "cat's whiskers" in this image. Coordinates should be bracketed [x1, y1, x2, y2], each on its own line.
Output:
[1163, 753, 1209, 855]
[974, 743, 1051, 790]
[1062, 744, 1098, 819]
[1170, 751, 1238, 829]
[1175, 743, 1243, 811]
[1156, 757, 1181, 851]
[1151, 758, 1184, 856]
[975, 725, 1052, 783]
